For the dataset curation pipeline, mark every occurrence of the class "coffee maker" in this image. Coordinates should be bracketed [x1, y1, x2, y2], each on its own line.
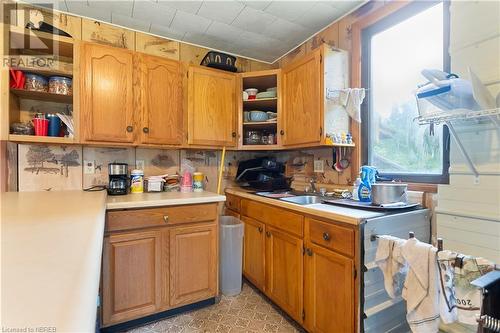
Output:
[108, 163, 128, 195]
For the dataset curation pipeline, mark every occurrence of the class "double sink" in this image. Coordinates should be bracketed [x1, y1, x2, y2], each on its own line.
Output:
[255, 191, 324, 205]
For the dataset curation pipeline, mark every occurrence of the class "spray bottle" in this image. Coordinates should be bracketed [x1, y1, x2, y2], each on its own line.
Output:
[358, 166, 376, 202]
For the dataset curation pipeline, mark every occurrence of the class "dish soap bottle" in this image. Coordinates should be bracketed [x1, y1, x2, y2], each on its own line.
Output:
[358, 166, 374, 202]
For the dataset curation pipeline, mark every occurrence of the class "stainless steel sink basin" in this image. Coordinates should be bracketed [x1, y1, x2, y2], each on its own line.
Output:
[279, 195, 323, 205]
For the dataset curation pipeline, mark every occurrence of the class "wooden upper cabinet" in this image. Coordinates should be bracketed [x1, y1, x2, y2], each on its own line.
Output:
[81, 42, 135, 143]
[282, 50, 322, 146]
[187, 66, 237, 147]
[138, 54, 183, 145]
[102, 230, 162, 326]
[169, 223, 217, 307]
[304, 243, 354, 333]
[241, 216, 266, 290]
[265, 225, 304, 323]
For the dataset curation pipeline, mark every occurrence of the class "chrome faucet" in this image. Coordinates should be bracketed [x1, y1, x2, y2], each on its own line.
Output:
[309, 177, 318, 193]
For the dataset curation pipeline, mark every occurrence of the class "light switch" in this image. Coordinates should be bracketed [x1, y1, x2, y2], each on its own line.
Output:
[84, 160, 95, 174]
[314, 160, 324, 173]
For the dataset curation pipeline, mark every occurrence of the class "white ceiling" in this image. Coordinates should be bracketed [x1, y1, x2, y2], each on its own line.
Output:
[22, 0, 365, 63]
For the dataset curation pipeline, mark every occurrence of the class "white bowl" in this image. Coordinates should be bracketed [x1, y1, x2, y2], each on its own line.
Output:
[245, 88, 258, 96]
[243, 91, 249, 101]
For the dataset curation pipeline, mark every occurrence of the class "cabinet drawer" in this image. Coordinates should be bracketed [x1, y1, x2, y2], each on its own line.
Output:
[225, 193, 240, 212]
[307, 218, 354, 257]
[241, 199, 303, 237]
[106, 203, 218, 232]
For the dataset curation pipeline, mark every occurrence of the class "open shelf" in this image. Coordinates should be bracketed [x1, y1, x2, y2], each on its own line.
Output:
[240, 144, 281, 150]
[243, 121, 277, 127]
[10, 88, 73, 104]
[323, 143, 356, 148]
[243, 98, 277, 109]
[9, 26, 74, 58]
[9, 134, 75, 144]
[11, 66, 73, 78]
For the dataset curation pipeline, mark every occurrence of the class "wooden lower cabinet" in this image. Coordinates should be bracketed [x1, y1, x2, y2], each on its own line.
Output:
[102, 229, 162, 325]
[265, 226, 304, 323]
[241, 216, 265, 290]
[169, 223, 218, 307]
[102, 205, 219, 327]
[304, 243, 354, 333]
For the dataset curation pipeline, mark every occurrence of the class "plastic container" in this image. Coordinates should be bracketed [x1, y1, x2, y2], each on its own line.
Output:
[32, 118, 48, 136]
[24, 73, 48, 92]
[46, 114, 61, 137]
[219, 216, 244, 296]
[130, 169, 144, 193]
[48, 76, 72, 95]
[193, 172, 204, 192]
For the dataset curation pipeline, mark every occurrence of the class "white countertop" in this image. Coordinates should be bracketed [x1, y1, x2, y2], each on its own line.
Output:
[225, 188, 385, 225]
[1, 190, 107, 333]
[106, 191, 226, 210]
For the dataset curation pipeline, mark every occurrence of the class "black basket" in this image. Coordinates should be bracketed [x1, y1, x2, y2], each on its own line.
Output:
[200, 51, 237, 72]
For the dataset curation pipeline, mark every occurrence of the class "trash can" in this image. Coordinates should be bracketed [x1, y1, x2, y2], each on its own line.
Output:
[219, 216, 244, 296]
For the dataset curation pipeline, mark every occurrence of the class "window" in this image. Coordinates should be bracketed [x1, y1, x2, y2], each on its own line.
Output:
[361, 1, 450, 183]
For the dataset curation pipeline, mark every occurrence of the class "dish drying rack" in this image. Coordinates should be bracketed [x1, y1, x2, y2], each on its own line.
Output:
[415, 68, 500, 183]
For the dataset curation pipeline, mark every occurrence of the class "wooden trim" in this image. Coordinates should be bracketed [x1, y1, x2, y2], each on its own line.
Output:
[349, 1, 412, 177]
[407, 182, 438, 193]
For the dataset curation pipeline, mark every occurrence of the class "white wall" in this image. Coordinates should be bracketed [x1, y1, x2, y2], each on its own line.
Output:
[437, 1, 500, 263]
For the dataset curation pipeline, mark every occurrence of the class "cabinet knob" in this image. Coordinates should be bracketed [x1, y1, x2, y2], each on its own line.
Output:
[306, 248, 313, 256]
[280, 130, 285, 135]
[232, 132, 237, 138]
[163, 215, 169, 223]
[323, 232, 331, 241]
[266, 231, 271, 237]
[143, 127, 149, 133]
[258, 226, 263, 233]
[126, 126, 133, 133]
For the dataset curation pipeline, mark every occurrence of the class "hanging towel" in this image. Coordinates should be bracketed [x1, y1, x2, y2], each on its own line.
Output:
[345, 88, 365, 123]
[454, 256, 494, 325]
[437, 250, 459, 324]
[402, 238, 440, 333]
[339, 89, 350, 106]
[375, 235, 407, 298]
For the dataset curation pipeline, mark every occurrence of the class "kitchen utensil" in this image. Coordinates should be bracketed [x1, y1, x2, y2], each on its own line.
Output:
[267, 87, 277, 92]
[371, 183, 408, 205]
[245, 88, 258, 100]
[243, 111, 250, 122]
[32, 118, 48, 136]
[339, 147, 350, 169]
[47, 114, 61, 137]
[249, 111, 268, 122]
[333, 147, 343, 172]
[245, 130, 262, 145]
[256, 91, 276, 99]
[243, 91, 249, 101]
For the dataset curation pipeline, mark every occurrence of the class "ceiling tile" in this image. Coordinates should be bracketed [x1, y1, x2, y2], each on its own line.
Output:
[150, 23, 185, 40]
[237, 1, 272, 11]
[170, 10, 212, 34]
[65, 1, 112, 22]
[327, 1, 365, 12]
[264, 1, 316, 22]
[87, 1, 133, 17]
[205, 21, 244, 42]
[231, 6, 277, 34]
[157, 1, 203, 14]
[112, 13, 150, 32]
[197, 1, 245, 24]
[133, 1, 176, 27]
[294, 2, 342, 29]
[264, 18, 312, 43]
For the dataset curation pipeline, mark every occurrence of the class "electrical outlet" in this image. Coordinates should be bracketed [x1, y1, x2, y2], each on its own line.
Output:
[314, 160, 324, 173]
[83, 160, 95, 174]
[136, 160, 145, 170]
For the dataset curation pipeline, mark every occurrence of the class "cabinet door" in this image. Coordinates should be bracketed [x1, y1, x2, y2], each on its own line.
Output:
[187, 66, 237, 146]
[265, 226, 304, 323]
[138, 54, 183, 145]
[282, 50, 322, 146]
[169, 223, 217, 306]
[241, 216, 265, 290]
[81, 43, 135, 143]
[304, 243, 354, 333]
[102, 230, 162, 326]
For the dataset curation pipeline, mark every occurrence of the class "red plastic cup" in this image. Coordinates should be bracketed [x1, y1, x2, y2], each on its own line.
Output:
[33, 118, 49, 136]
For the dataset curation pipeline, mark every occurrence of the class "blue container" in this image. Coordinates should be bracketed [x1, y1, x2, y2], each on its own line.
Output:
[47, 114, 61, 137]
